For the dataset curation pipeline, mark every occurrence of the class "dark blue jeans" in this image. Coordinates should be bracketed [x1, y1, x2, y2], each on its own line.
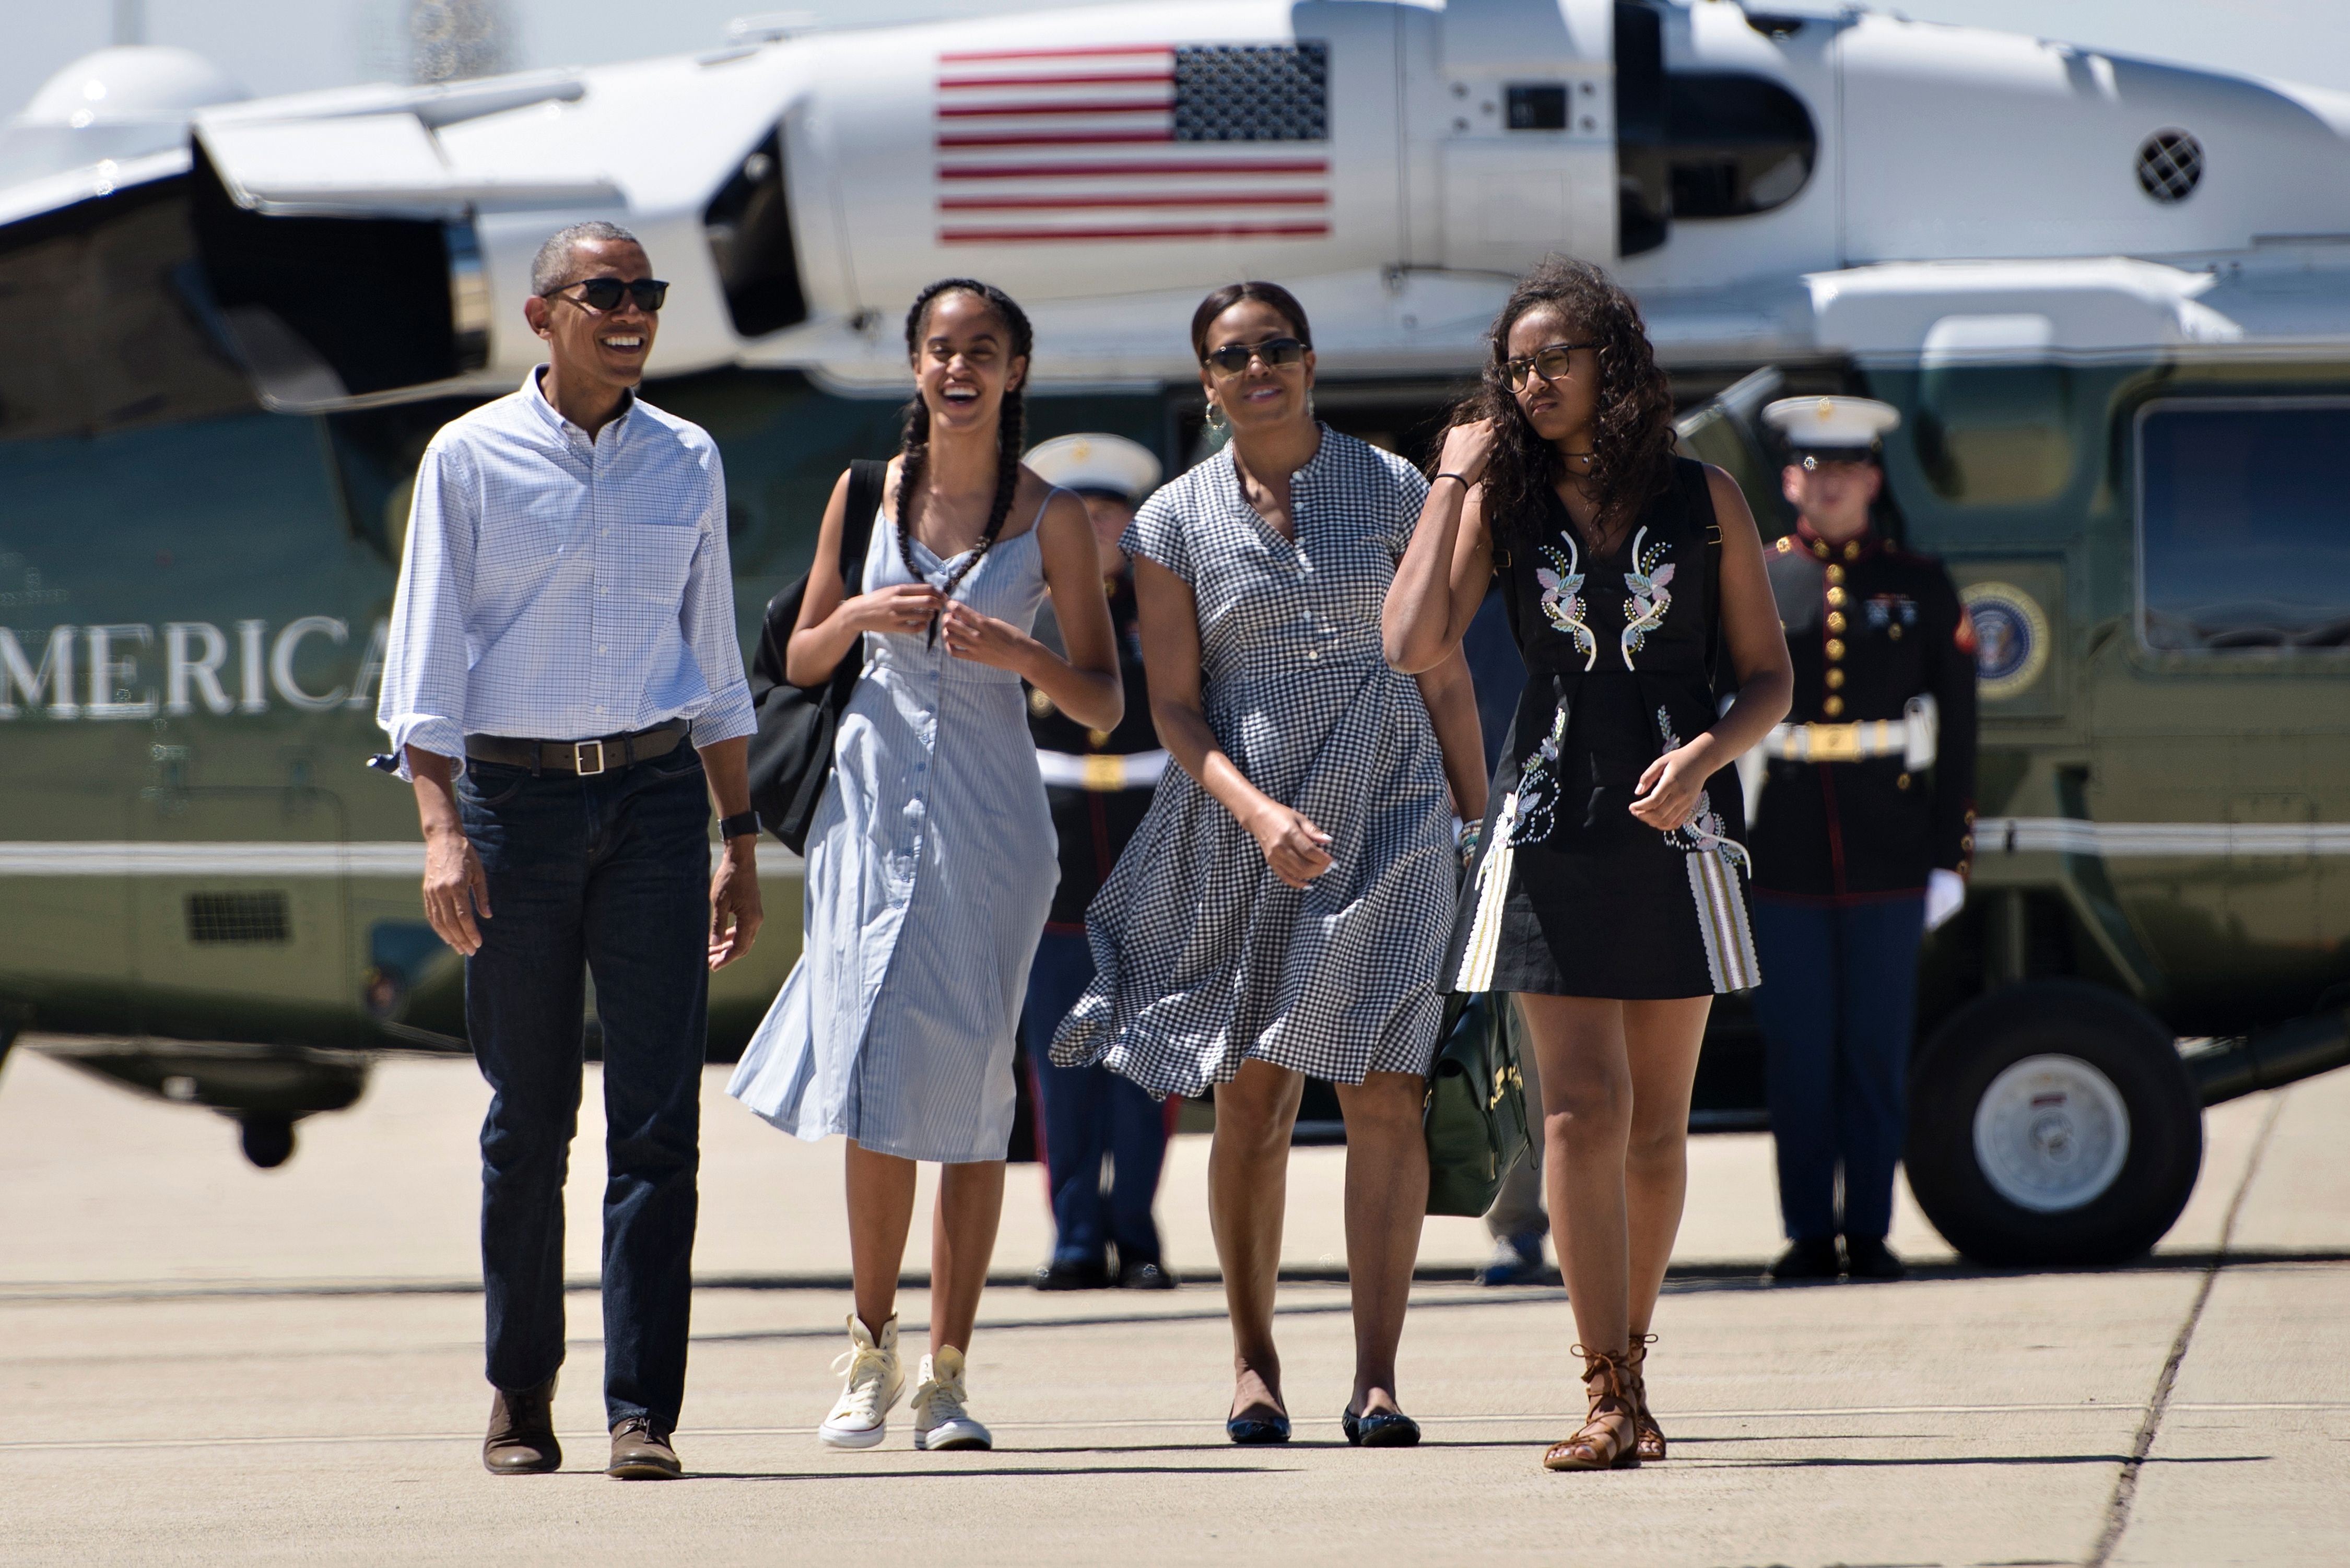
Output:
[459, 746, 710, 1431]
[1022, 930, 1169, 1268]
[1748, 894, 1926, 1245]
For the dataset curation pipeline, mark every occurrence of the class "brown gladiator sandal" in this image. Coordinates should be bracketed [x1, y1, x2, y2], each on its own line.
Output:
[1626, 1334, 1665, 1461]
[1542, 1346, 1641, 1471]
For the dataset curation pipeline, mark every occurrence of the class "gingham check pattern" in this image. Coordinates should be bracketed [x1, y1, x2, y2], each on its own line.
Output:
[377, 372, 754, 774]
[1050, 431, 1455, 1097]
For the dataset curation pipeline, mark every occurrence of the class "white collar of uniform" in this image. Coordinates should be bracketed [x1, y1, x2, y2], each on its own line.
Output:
[524, 364, 636, 447]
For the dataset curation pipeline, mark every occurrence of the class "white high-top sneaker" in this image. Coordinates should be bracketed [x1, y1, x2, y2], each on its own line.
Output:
[911, 1346, 993, 1451]
[818, 1314, 903, 1449]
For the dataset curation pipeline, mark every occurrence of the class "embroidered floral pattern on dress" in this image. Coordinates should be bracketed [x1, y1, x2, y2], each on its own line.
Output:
[1536, 534, 1598, 671]
[1619, 526, 1675, 669]
[1653, 708, 1752, 876]
[1505, 702, 1569, 847]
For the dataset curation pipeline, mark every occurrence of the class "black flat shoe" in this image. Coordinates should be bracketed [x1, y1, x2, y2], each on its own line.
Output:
[1766, 1238, 1843, 1282]
[1225, 1412, 1291, 1445]
[1033, 1256, 1110, 1291]
[1843, 1235, 1907, 1281]
[1119, 1260, 1178, 1290]
[1341, 1409, 1421, 1448]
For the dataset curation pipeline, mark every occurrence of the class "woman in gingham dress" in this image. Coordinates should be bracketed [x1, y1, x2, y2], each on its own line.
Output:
[1053, 283, 1487, 1448]
[1383, 260, 1792, 1473]
[730, 280, 1122, 1453]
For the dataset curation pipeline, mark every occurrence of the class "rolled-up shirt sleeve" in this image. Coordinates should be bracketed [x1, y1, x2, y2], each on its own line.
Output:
[377, 437, 477, 778]
[679, 442, 756, 745]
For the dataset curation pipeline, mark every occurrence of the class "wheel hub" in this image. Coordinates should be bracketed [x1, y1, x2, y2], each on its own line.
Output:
[1971, 1054, 2132, 1213]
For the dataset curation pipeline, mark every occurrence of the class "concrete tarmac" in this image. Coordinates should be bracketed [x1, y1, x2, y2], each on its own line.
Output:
[2, 1042, 2344, 1566]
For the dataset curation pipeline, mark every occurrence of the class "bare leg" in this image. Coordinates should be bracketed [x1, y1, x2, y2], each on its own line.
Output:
[1517, 994, 1635, 1359]
[844, 1139, 918, 1336]
[1623, 997, 1711, 1338]
[1208, 1059, 1305, 1420]
[1333, 1071, 1428, 1417]
[929, 1160, 1007, 1354]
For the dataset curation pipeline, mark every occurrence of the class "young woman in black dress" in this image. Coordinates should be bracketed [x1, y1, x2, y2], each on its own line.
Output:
[1382, 259, 1792, 1471]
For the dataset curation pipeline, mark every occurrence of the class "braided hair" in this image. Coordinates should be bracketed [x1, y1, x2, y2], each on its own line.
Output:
[1451, 257, 1674, 556]
[896, 278, 1034, 635]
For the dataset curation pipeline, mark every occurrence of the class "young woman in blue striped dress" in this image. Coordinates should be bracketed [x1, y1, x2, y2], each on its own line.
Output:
[728, 280, 1122, 1452]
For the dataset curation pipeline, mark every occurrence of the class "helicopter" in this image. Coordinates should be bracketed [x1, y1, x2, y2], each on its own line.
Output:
[1, 0, 2344, 1266]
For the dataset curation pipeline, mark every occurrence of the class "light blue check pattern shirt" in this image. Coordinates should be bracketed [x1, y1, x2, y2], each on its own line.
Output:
[377, 370, 755, 776]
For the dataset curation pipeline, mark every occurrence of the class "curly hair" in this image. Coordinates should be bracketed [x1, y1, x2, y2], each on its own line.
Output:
[1453, 257, 1675, 552]
[895, 278, 1034, 617]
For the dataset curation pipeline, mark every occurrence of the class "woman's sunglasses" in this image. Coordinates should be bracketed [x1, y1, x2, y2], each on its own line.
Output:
[543, 276, 671, 314]
[1203, 336, 1307, 377]
[1503, 341, 1597, 393]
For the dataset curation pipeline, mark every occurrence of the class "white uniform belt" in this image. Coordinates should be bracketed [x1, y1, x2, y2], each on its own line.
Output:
[1036, 748, 1170, 792]
[1761, 695, 1939, 770]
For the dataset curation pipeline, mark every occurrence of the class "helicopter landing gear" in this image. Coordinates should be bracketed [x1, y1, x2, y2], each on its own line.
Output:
[238, 1113, 297, 1170]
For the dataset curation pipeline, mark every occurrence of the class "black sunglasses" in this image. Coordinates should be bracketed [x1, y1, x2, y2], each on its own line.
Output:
[543, 276, 670, 314]
[1503, 340, 1598, 393]
[1203, 336, 1307, 377]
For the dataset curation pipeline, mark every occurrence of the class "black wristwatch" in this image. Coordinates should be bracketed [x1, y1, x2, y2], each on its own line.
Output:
[718, 811, 760, 842]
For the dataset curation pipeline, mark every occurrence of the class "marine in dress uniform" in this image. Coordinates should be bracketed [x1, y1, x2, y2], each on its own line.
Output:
[1748, 397, 1979, 1282]
[1018, 434, 1179, 1291]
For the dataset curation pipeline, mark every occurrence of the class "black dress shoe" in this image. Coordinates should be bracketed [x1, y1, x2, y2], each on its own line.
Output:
[483, 1376, 560, 1475]
[1119, 1259, 1178, 1290]
[1341, 1408, 1421, 1448]
[1766, 1238, 1843, 1282]
[1843, 1235, 1907, 1280]
[1226, 1410, 1291, 1445]
[1033, 1256, 1110, 1291]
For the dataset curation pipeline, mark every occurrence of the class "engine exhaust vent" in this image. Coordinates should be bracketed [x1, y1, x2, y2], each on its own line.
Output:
[703, 128, 808, 340]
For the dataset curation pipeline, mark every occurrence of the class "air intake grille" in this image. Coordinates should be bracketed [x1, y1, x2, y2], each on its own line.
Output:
[2136, 131, 2203, 203]
[186, 891, 291, 945]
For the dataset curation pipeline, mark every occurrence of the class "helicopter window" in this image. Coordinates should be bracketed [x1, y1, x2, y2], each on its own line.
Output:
[2137, 399, 2350, 652]
[1506, 85, 1569, 132]
[703, 128, 808, 340]
[0, 179, 257, 443]
[1913, 365, 2076, 506]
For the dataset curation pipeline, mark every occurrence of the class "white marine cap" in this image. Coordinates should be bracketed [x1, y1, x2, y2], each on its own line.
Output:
[1025, 432, 1162, 504]
[1761, 395, 1902, 463]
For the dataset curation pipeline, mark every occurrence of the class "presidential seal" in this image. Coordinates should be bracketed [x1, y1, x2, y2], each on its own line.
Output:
[1961, 581, 2051, 701]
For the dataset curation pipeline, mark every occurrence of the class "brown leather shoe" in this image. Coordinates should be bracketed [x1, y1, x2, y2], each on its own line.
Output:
[607, 1416, 682, 1480]
[483, 1377, 561, 1475]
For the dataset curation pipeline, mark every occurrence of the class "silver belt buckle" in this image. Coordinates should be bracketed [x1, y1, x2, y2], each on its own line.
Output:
[573, 738, 607, 775]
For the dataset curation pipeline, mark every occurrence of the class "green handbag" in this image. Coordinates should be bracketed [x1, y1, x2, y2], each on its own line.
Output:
[1423, 990, 1532, 1217]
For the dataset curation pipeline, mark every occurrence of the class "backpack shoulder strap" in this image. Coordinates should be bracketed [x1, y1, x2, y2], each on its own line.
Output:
[839, 458, 888, 588]
[1683, 458, 1728, 689]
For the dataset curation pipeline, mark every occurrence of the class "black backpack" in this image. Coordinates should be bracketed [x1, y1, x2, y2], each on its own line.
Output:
[746, 459, 888, 853]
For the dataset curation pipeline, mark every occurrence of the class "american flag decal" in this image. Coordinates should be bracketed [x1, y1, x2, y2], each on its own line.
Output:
[936, 42, 1332, 245]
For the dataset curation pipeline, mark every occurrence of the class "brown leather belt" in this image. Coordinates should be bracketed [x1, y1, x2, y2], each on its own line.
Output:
[464, 720, 690, 776]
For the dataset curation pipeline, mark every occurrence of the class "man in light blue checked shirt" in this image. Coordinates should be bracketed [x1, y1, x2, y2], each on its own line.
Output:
[377, 220, 761, 1483]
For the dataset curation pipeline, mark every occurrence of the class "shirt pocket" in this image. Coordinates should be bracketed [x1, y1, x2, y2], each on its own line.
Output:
[612, 522, 701, 606]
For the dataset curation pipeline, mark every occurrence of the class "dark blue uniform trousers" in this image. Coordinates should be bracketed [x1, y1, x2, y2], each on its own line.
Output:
[460, 748, 711, 1431]
[1022, 929, 1169, 1268]
[1748, 894, 1926, 1245]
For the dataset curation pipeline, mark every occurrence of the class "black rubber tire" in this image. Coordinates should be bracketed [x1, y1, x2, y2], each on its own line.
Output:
[1907, 980, 2202, 1268]
[239, 1114, 297, 1170]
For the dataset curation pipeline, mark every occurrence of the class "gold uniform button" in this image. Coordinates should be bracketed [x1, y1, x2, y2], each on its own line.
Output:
[1896, 772, 1911, 789]
[1825, 564, 1845, 585]
[1087, 728, 1111, 747]
[1826, 611, 1848, 633]
[1844, 541, 1861, 560]
[1825, 668, 1845, 689]
[1028, 689, 1054, 716]
[1888, 624, 1903, 640]
[1825, 638, 1846, 659]
[1826, 586, 1847, 608]
[1823, 695, 1845, 717]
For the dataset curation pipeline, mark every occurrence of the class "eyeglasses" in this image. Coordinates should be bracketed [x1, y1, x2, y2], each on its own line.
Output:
[1503, 341, 1597, 393]
[543, 276, 670, 314]
[1203, 336, 1307, 378]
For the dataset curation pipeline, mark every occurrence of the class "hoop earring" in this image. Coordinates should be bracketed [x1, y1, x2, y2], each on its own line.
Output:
[1204, 400, 1228, 434]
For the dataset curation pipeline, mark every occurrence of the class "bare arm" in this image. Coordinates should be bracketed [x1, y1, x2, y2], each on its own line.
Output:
[695, 734, 762, 970]
[1383, 423, 1501, 674]
[1629, 466, 1794, 828]
[408, 746, 489, 956]
[1412, 644, 1489, 823]
[939, 485, 1122, 730]
[1133, 557, 1334, 889]
[785, 465, 944, 687]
